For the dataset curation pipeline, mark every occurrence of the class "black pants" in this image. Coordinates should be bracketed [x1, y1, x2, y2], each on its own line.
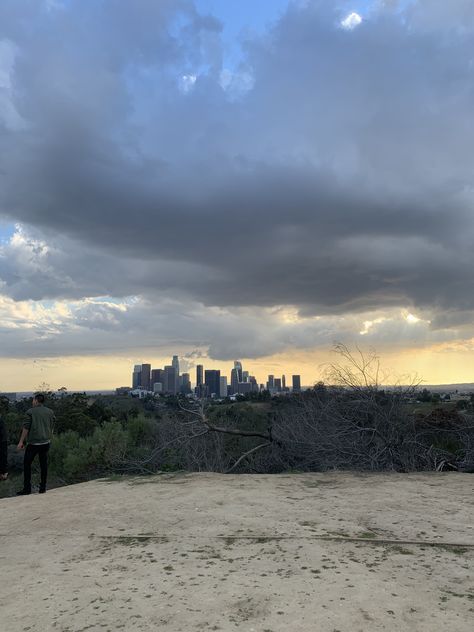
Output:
[0, 441, 7, 475]
[24, 443, 50, 492]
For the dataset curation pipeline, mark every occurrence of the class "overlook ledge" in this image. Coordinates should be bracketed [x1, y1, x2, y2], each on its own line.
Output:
[1, 472, 473, 631]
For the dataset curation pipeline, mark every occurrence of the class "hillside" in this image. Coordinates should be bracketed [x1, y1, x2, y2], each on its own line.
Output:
[1, 472, 473, 631]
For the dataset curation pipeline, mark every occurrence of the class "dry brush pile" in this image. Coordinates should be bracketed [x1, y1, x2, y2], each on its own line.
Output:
[125, 347, 474, 475]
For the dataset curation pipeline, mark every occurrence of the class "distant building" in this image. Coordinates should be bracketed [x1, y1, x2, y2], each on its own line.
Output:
[229, 361, 243, 394]
[153, 383, 163, 393]
[230, 368, 239, 394]
[141, 364, 151, 391]
[196, 383, 208, 398]
[242, 370, 249, 383]
[196, 364, 204, 387]
[164, 366, 177, 394]
[151, 369, 164, 387]
[249, 376, 259, 392]
[234, 361, 243, 381]
[172, 355, 180, 377]
[219, 376, 228, 398]
[132, 364, 142, 389]
[274, 378, 282, 392]
[238, 382, 252, 394]
[131, 389, 149, 399]
[292, 375, 301, 392]
[180, 373, 191, 394]
[205, 370, 221, 398]
[267, 375, 275, 391]
[282, 375, 286, 390]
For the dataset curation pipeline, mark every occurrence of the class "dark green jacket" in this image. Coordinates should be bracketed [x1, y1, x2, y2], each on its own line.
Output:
[24, 405, 55, 444]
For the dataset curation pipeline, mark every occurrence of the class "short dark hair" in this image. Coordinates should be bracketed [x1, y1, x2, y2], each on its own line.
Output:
[34, 393, 45, 404]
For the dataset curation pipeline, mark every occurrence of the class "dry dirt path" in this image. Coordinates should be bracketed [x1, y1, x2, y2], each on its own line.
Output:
[1, 472, 473, 632]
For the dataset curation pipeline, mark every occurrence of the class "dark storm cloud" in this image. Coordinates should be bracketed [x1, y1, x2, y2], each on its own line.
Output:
[1, 0, 474, 318]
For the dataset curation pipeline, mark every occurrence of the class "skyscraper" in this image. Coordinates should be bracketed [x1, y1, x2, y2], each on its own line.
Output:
[180, 373, 191, 394]
[292, 375, 301, 392]
[274, 378, 282, 392]
[196, 364, 204, 387]
[219, 376, 228, 398]
[141, 364, 151, 390]
[164, 365, 177, 394]
[267, 375, 275, 391]
[132, 364, 142, 388]
[205, 370, 221, 398]
[151, 369, 164, 387]
[172, 355, 180, 376]
[234, 361, 243, 382]
[249, 376, 259, 392]
[230, 368, 239, 394]
[231, 361, 243, 394]
[282, 375, 286, 390]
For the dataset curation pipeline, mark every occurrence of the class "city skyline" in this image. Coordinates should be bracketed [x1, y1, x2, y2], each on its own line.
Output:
[1, 1, 474, 389]
[130, 356, 300, 398]
[2, 343, 474, 392]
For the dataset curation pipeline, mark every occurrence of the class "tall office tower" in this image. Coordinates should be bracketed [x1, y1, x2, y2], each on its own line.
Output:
[234, 361, 243, 382]
[164, 365, 177, 394]
[141, 364, 151, 390]
[249, 376, 259, 392]
[205, 370, 221, 398]
[172, 355, 180, 376]
[274, 378, 282, 392]
[230, 368, 239, 394]
[180, 373, 191, 394]
[151, 369, 164, 387]
[132, 364, 142, 388]
[196, 364, 204, 387]
[267, 375, 275, 391]
[242, 370, 249, 382]
[292, 375, 301, 392]
[219, 376, 228, 398]
[282, 375, 286, 390]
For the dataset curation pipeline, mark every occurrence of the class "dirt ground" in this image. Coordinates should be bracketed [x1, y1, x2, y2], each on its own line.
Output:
[1, 471, 473, 632]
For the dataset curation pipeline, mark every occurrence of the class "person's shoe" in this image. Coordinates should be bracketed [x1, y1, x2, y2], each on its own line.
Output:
[39, 488, 46, 494]
[16, 489, 31, 496]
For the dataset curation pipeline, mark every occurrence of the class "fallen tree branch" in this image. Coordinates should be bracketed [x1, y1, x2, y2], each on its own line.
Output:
[225, 442, 272, 474]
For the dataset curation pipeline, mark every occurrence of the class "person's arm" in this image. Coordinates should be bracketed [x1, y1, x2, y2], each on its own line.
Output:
[17, 428, 28, 450]
[18, 411, 32, 450]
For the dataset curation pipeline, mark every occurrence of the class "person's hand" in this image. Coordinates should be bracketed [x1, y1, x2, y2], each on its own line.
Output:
[17, 442, 24, 450]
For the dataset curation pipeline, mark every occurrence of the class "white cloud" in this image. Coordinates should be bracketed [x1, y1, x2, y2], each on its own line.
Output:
[180, 73, 197, 93]
[341, 12, 362, 30]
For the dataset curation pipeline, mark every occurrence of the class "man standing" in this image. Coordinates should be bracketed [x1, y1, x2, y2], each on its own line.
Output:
[17, 394, 55, 495]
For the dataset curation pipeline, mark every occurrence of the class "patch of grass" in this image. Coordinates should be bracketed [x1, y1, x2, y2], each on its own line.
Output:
[390, 545, 414, 555]
[436, 545, 469, 555]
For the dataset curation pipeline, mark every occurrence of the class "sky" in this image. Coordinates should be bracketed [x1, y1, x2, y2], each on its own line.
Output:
[1, 0, 474, 390]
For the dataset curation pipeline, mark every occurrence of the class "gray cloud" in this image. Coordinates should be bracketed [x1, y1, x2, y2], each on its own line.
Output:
[0, 0, 473, 359]
[0, 293, 461, 360]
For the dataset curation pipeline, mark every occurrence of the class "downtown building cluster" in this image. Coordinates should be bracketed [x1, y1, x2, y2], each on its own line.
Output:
[130, 357, 301, 399]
